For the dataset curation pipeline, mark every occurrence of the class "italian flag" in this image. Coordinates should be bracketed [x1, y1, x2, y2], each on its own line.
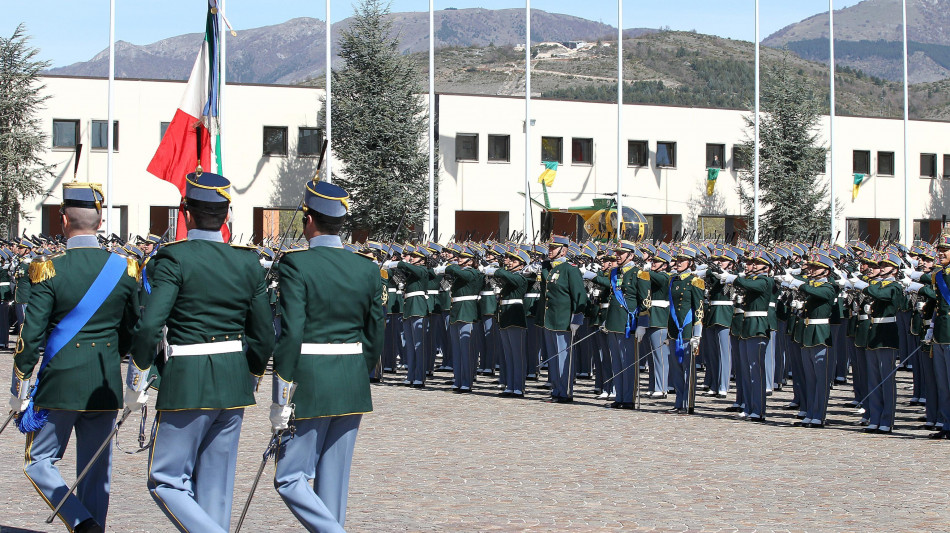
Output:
[147, 0, 228, 241]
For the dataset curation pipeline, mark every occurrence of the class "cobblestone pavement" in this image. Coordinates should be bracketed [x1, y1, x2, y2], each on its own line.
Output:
[1, 346, 949, 532]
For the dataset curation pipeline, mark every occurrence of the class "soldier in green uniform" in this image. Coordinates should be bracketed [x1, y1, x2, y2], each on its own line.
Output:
[538, 236, 587, 403]
[13, 238, 34, 330]
[600, 241, 644, 409]
[10, 182, 140, 533]
[0, 248, 12, 348]
[904, 245, 940, 430]
[665, 247, 704, 414]
[438, 245, 484, 393]
[484, 248, 531, 397]
[781, 252, 838, 427]
[269, 179, 384, 531]
[637, 248, 673, 398]
[703, 247, 738, 398]
[925, 233, 950, 439]
[386, 246, 430, 388]
[128, 172, 274, 533]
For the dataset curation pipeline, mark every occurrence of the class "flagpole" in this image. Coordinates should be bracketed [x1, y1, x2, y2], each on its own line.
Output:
[325, 0, 332, 183]
[616, 0, 623, 239]
[753, 0, 759, 244]
[901, 0, 910, 246]
[828, 0, 837, 243]
[219, 0, 226, 176]
[106, 0, 115, 235]
[427, 0, 435, 239]
[524, 0, 532, 239]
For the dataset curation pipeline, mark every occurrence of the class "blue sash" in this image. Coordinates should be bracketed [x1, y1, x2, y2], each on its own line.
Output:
[936, 271, 950, 307]
[610, 267, 638, 338]
[669, 277, 693, 364]
[18, 253, 128, 433]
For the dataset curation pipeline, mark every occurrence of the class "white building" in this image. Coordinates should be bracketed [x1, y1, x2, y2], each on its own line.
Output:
[19, 75, 950, 245]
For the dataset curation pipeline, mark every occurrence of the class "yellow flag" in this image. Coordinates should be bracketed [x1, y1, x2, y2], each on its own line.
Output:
[852, 173, 865, 201]
[538, 161, 558, 187]
[705, 167, 720, 196]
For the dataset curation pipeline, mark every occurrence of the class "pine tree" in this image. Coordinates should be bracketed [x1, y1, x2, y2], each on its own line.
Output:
[0, 24, 52, 238]
[328, 0, 429, 241]
[738, 51, 831, 242]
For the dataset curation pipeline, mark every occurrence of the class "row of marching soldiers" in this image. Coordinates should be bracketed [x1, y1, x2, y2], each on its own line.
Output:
[366, 233, 950, 438]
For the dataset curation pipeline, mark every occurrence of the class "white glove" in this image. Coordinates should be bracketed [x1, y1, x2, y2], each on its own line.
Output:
[719, 273, 737, 284]
[835, 278, 848, 287]
[570, 323, 580, 334]
[788, 278, 805, 289]
[8, 394, 29, 414]
[786, 268, 802, 275]
[690, 336, 701, 351]
[382, 260, 398, 270]
[692, 267, 708, 278]
[635, 326, 647, 342]
[582, 269, 597, 280]
[123, 387, 149, 412]
[924, 326, 934, 344]
[908, 270, 924, 281]
[483, 266, 497, 276]
[433, 265, 447, 275]
[642, 262, 652, 271]
[850, 278, 869, 290]
[269, 403, 293, 432]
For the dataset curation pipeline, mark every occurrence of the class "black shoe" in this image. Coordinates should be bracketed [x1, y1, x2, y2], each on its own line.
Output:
[554, 397, 574, 404]
[725, 405, 741, 412]
[807, 422, 824, 428]
[451, 386, 460, 392]
[369, 377, 381, 383]
[511, 392, 525, 398]
[928, 430, 949, 440]
[607, 401, 623, 409]
[620, 402, 636, 410]
[75, 519, 104, 533]
[411, 383, 425, 389]
[498, 391, 513, 398]
[456, 388, 472, 394]
[782, 403, 800, 410]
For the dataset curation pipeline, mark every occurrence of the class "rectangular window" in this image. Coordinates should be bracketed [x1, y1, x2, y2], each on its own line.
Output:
[732, 145, 751, 171]
[160, 121, 170, 140]
[705, 143, 725, 169]
[852, 150, 870, 175]
[541, 136, 563, 164]
[91, 120, 118, 150]
[263, 126, 289, 156]
[487, 134, 510, 162]
[298, 127, 323, 157]
[571, 138, 593, 165]
[52, 119, 79, 149]
[921, 153, 937, 178]
[656, 141, 676, 167]
[627, 140, 648, 166]
[455, 133, 478, 161]
[944, 155, 950, 178]
[877, 151, 895, 176]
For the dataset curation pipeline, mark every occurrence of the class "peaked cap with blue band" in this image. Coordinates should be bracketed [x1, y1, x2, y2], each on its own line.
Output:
[550, 235, 571, 247]
[185, 172, 231, 204]
[62, 182, 104, 212]
[304, 179, 349, 217]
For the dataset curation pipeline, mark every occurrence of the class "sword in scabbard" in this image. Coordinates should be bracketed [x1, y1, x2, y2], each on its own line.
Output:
[235, 383, 298, 533]
[0, 410, 15, 436]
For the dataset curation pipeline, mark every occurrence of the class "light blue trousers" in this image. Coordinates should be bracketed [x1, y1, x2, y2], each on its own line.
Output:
[705, 325, 732, 394]
[148, 409, 244, 533]
[608, 332, 637, 404]
[801, 345, 830, 423]
[499, 327, 526, 394]
[647, 327, 669, 394]
[24, 410, 116, 531]
[274, 414, 361, 533]
[865, 348, 897, 428]
[543, 329, 573, 399]
[933, 344, 950, 431]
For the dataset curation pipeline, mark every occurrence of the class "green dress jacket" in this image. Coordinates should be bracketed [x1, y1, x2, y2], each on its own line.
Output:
[931, 267, 950, 345]
[14, 258, 31, 304]
[641, 270, 671, 328]
[272, 242, 384, 419]
[667, 271, 704, 339]
[602, 265, 643, 334]
[493, 268, 529, 329]
[446, 265, 483, 324]
[396, 261, 430, 319]
[539, 260, 587, 332]
[130, 238, 275, 411]
[734, 274, 773, 339]
[15, 245, 140, 411]
[797, 279, 837, 347]
[704, 272, 734, 328]
[864, 279, 904, 350]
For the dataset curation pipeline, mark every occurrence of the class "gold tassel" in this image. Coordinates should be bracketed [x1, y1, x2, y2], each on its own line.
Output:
[126, 256, 142, 282]
[29, 258, 55, 283]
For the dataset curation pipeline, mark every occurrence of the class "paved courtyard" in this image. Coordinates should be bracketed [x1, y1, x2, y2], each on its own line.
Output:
[1, 347, 948, 532]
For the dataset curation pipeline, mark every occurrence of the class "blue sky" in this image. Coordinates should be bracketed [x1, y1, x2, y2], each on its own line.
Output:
[3, 0, 863, 68]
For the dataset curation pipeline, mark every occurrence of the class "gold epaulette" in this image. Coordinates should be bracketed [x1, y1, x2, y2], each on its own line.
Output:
[29, 255, 56, 283]
[881, 280, 893, 287]
[162, 239, 186, 247]
[691, 277, 705, 290]
[638, 270, 650, 281]
[230, 244, 258, 252]
[283, 248, 307, 254]
[381, 269, 390, 280]
[125, 255, 142, 282]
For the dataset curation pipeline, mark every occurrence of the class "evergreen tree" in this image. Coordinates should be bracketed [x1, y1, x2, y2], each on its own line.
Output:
[0, 25, 52, 238]
[328, 0, 429, 241]
[737, 51, 832, 242]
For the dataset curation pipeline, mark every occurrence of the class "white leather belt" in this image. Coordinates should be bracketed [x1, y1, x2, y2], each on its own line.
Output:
[650, 300, 669, 308]
[858, 314, 869, 320]
[404, 291, 428, 299]
[734, 308, 745, 314]
[0, 282, 9, 287]
[710, 300, 733, 306]
[525, 293, 540, 298]
[600, 303, 610, 308]
[479, 291, 494, 296]
[745, 311, 769, 317]
[301, 342, 363, 355]
[500, 299, 523, 305]
[388, 288, 398, 293]
[427, 290, 439, 295]
[805, 318, 829, 325]
[452, 295, 479, 303]
[167, 340, 242, 357]
[872, 317, 897, 324]
[769, 302, 776, 307]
